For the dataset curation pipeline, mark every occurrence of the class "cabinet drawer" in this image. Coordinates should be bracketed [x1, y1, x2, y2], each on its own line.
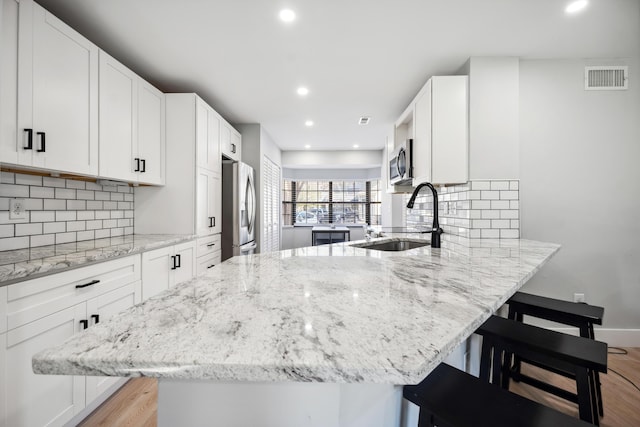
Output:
[196, 234, 221, 258]
[196, 251, 221, 276]
[6, 255, 141, 331]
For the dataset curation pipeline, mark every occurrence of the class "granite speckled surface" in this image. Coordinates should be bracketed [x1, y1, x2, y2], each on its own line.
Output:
[0, 234, 195, 286]
[33, 237, 560, 385]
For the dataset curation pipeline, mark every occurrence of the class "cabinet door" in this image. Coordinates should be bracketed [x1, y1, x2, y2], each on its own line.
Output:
[196, 168, 217, 236]
[230, 127, 241, 161]
[18, 0, 98, 175]
[85, 282, 139, 404]
[137, 79, 165, 185]
[431, 76, 469, 184]
[207, 109, 221, 173]
[412, 80, 432, 184]
[196, 99, 220, 173]
[173, 241, 196, 286]
[0, 0, 19, 164]
[211, 172, 222, 234]
[98, 51, 137, 182]
[141, 246, 173, 300]
[4, 303, 86, 427]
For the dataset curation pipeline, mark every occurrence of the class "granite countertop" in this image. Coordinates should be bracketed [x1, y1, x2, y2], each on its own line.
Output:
[33, 237, 560, 385]
[0, 234, 196, 286]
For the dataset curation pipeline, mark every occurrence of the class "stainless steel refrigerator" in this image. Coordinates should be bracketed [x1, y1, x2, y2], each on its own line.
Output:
[222, 161, 257, 260]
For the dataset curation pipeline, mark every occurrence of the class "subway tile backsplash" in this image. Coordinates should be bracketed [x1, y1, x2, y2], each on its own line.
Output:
[405, 179, 520, 239]
[0, 172, 134, 250]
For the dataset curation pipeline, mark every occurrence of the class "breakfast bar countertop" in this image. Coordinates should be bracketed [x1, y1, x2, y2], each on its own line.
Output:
[33, 237, 560, 385]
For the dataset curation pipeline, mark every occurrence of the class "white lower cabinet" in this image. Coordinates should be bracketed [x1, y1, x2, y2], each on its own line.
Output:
[85, 282, 140, 403]
[141, 241, 196, 300]
[196, 234, 221, 275]
[5, 304, 86, 427]
[1, 255, 141, 427]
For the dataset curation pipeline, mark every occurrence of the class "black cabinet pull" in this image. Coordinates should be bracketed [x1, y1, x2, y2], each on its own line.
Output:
[36, 132, 45, 152]
[170, 255, 177, 270]
[207, 264, 215, 269]
[212, 217, 216, 227]
[23, 129, 33, 150]
[91, 314, 100, 324]
[209, 217, 213, 228]
[79, 319, 88, 330]
[206, 243, 215, 247]
[134, 158, 140, 172]
[231, 143, 236, 154]
[175, 254, 181, 268]
[140, 159, 146, 173]
[76, 279, 100, 289]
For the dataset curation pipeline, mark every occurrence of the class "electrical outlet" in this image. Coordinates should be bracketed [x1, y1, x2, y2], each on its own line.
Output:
[574, 293, 585, 303]
[9, 198, 27, 220]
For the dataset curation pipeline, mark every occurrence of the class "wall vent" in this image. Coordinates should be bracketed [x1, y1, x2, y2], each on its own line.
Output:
[585, 66, 628, 90]
[358, 116, 371, 125]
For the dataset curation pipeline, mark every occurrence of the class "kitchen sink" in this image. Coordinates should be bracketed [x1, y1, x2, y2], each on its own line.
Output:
[355, 239, 429, 252]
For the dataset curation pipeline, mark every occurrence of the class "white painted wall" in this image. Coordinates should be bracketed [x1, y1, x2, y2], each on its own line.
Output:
[466, 57, 520, 180]
[283, 167, 380, 181]
[235, 123, 282, 253]
[281, 150, 382, 169]
[519, 58, 640, 341]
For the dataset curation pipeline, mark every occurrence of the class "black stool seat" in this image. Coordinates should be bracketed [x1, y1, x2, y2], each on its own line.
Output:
[507, 291, 605, 417]
[476, 315, 607, 425]
[508, 291, 604, 328]
[403, 363, 592, 427]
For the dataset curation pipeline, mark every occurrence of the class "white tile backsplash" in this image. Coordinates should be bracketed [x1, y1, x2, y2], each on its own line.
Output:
[405, 179, 520, 239]
[0, 172, 135, 249]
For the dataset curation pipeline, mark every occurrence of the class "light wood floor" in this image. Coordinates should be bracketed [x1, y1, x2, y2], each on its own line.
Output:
[80, 348, 640, 426]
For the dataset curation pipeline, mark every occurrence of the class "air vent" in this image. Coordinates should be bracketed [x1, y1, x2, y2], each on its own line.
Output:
[585, 66, 628, 90]
[358, 116, 371, 125]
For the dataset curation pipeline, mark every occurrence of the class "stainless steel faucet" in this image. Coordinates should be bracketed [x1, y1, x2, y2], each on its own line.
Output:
[406, 182, 443, 248]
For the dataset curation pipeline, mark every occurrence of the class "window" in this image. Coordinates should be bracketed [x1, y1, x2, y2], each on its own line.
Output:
[263, 156, 280, 252]
[282, 180, 381, 225]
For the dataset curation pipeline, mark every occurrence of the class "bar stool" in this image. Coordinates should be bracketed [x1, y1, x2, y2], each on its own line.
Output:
[507, 292, 605, 416]
[403, 363, 593, 427]
[476, 315, 607, 425]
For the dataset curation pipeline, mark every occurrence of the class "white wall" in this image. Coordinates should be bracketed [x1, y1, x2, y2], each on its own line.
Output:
[467, 57, 520, 180]
[281, 150, 382, 169]
[283, 168, 380, 181]
[519, 58, 640, 340]
[235, 123, 282, 253]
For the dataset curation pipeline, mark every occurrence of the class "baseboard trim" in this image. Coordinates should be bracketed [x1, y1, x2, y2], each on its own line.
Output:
[548, 327, 640, 347]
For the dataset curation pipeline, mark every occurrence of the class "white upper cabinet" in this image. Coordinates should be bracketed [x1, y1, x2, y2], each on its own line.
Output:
[99, 51, 137, 182]
[0, 0, 19, 165]
[99, 51, 165, 185]
[398, 75, 468, 186]
[16, 0, 99, 175]
[221, 121, 242, 162]
[135, 93, 225, 237]
[196, 98, 221, 173]
[137, 79, 165, 185]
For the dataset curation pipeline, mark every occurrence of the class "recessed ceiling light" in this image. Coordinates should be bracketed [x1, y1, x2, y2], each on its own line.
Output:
[305, 120, 314, 127]
[353, 144, 359, 149]
[304, 144, 311, 149]
[279, 9, 296, 22]
[565, 0, 588, 14]
[297, 87, 309, 96]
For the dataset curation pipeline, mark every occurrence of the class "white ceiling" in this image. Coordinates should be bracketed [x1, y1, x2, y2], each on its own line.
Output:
[37, 0, 640, 151]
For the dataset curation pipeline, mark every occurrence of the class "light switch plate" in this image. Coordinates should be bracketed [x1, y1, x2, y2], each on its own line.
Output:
[9, 198, 27, 220]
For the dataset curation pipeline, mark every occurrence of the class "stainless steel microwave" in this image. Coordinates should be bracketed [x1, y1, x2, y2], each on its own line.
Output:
[389, 139, 413, 185]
